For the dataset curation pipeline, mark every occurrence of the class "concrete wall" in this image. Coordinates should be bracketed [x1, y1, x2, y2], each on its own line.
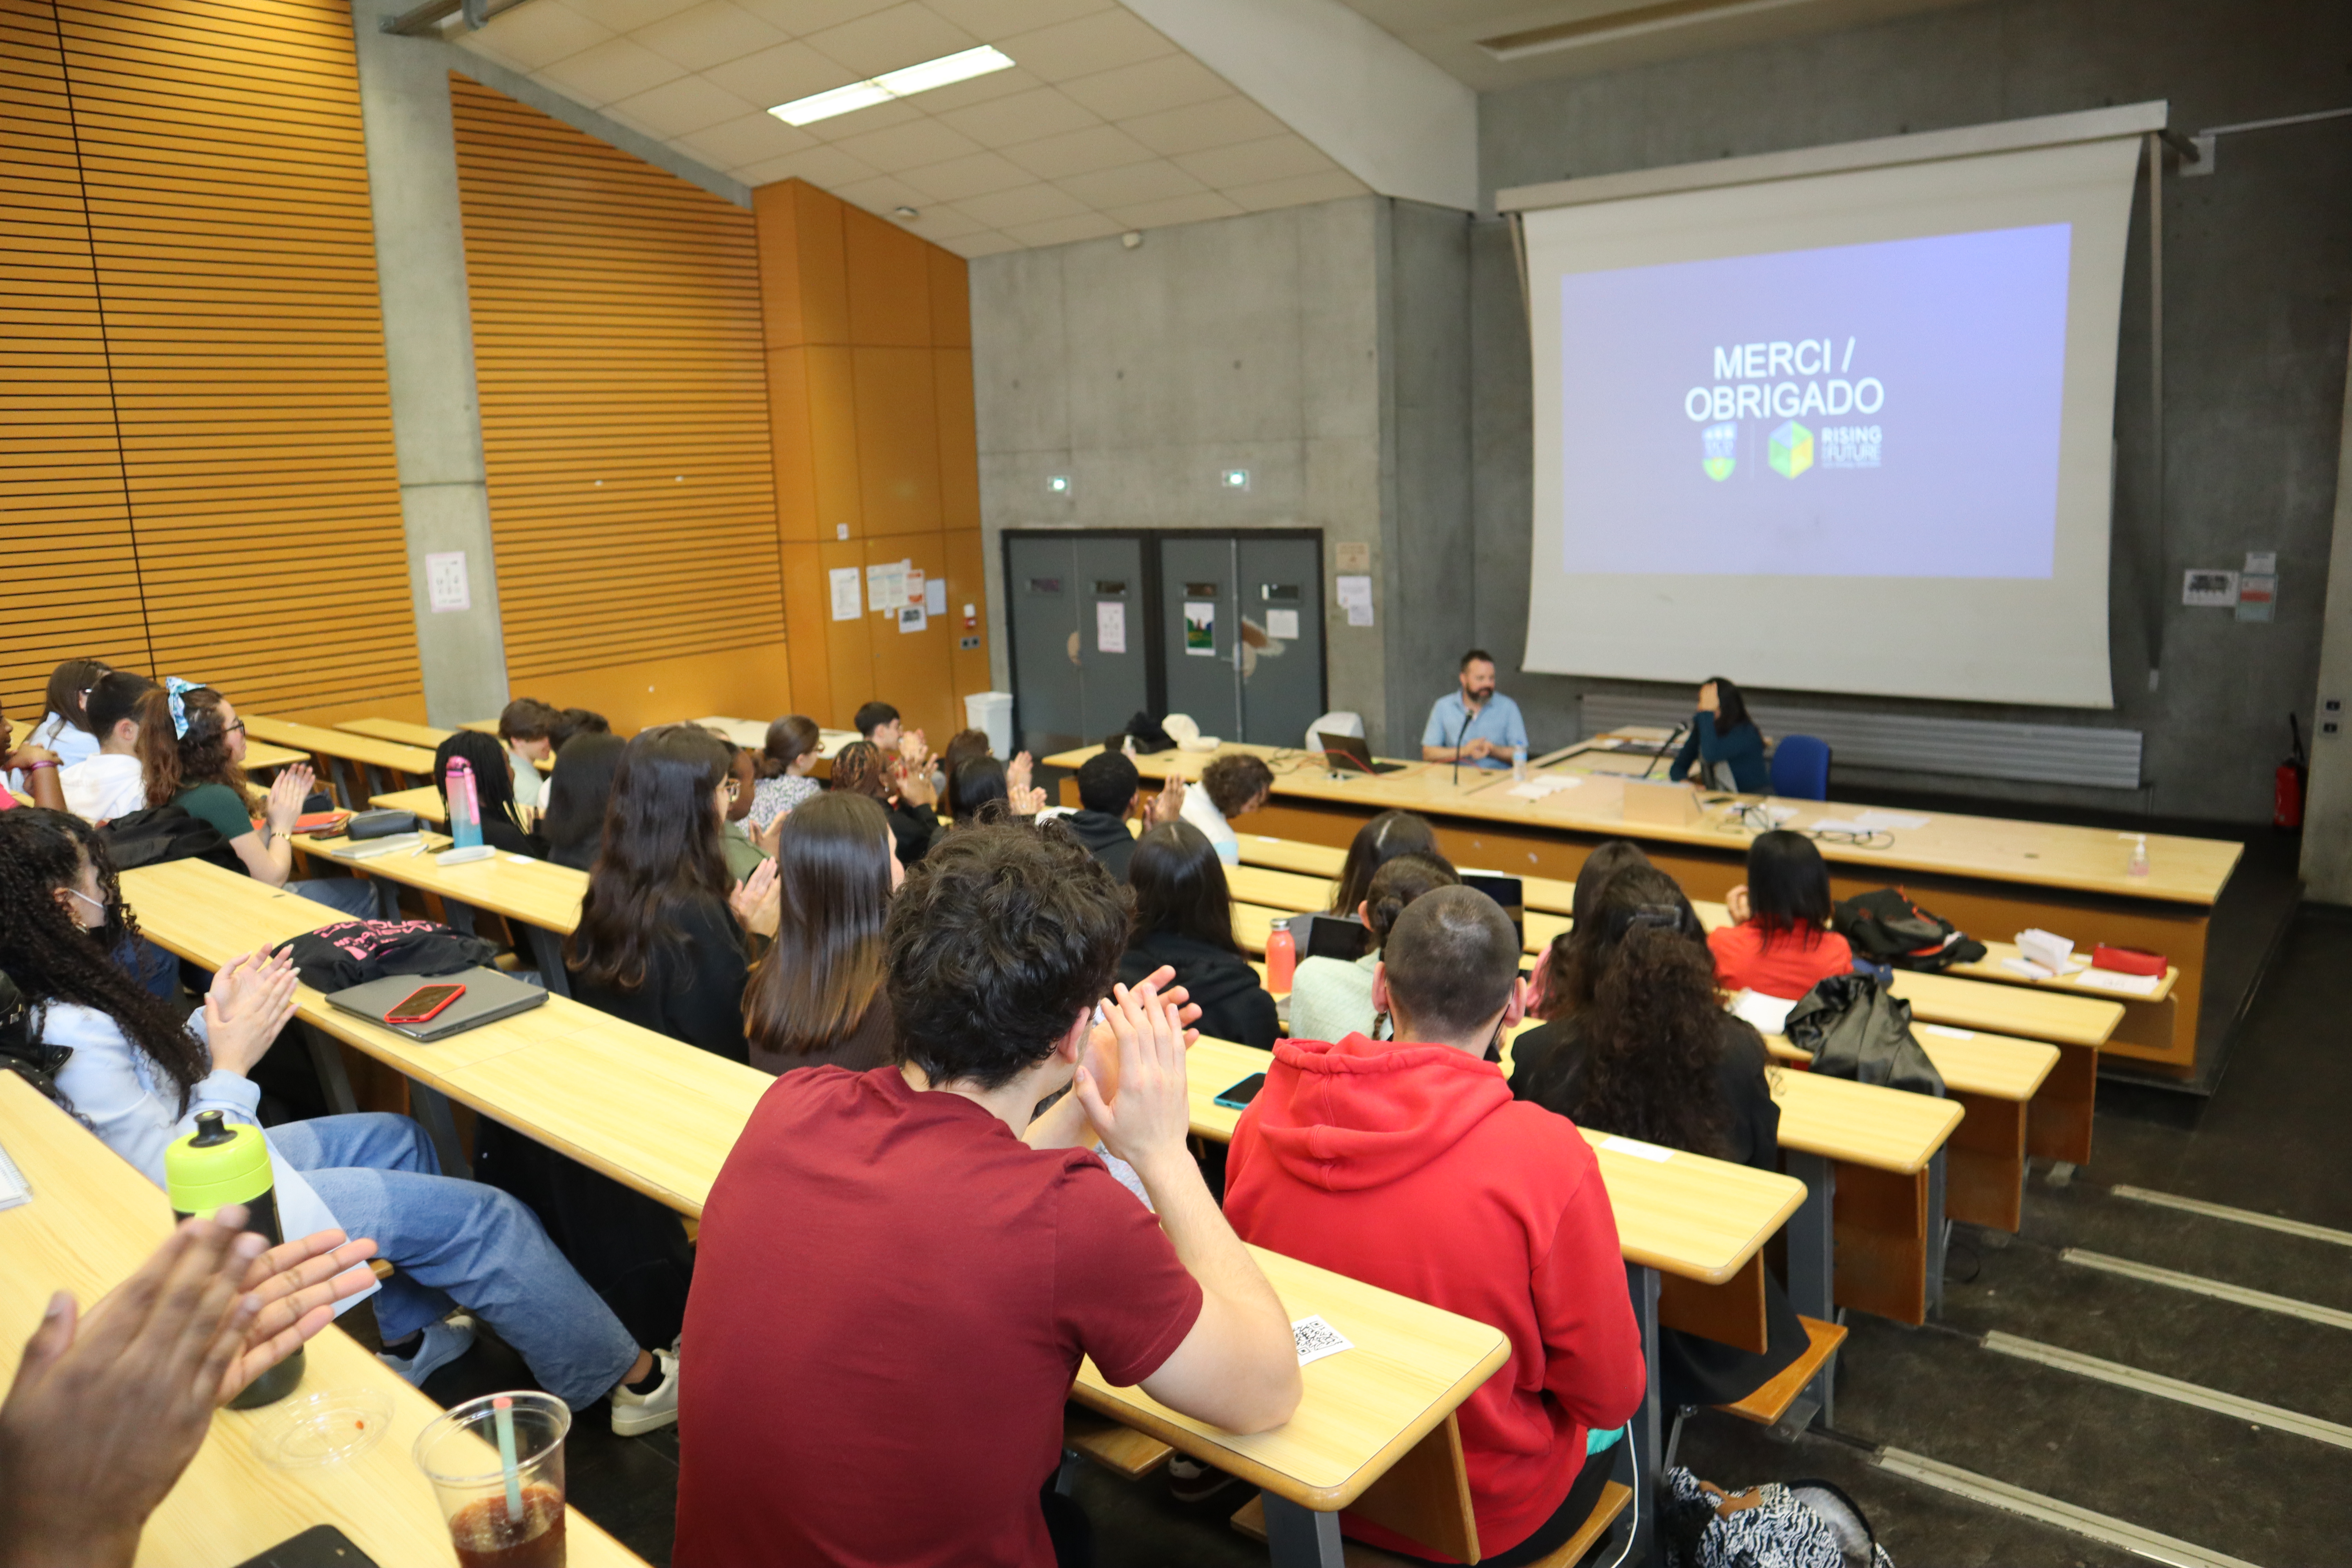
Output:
[1476, 0, 2352, 823]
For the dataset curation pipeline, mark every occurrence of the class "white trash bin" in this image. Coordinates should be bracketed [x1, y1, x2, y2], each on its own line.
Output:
[965, 691, 1014, 758]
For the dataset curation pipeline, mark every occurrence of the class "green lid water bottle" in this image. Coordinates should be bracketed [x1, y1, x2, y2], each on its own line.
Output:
[165, 1111, 304, 1408]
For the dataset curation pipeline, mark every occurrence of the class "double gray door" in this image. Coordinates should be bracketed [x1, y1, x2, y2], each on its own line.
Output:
[1004, 535, 1149, 758]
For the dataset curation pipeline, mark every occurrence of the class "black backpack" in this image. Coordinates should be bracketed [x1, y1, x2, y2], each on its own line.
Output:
[0, 969, 73, 1107]
[96, 805, 240, 873]
[1784, 973, 1945, 1098]
[1831, 887, 1987, 973]
[271, 920, 497, 992]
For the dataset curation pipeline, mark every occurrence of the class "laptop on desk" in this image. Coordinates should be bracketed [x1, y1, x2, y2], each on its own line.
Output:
[326, 965, 548, 1043]
[1313, 731, 1409, 775]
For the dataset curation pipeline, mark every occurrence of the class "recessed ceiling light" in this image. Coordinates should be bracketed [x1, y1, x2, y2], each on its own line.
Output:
[893, 205, 919, 219]
[769, 45, 1014, 127]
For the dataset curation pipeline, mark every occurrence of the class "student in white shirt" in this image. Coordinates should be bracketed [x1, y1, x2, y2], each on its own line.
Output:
[1288, 852, 1459, 1047]
[58, 670, 158, 825]
[1180, 754, 1275, 866]
[19, 656, 110, 779]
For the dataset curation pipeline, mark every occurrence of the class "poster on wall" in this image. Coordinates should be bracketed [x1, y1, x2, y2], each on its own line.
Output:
[1096, 600, 1127, 654]
[829, 567, 861, 621]
[1183, 601, 1216, 655]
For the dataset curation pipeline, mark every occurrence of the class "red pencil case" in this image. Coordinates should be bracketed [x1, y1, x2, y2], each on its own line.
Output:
[2091, 944, 2166, 976]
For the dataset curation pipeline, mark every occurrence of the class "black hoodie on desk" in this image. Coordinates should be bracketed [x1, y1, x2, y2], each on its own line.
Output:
[1118, 929, 1279, 1050]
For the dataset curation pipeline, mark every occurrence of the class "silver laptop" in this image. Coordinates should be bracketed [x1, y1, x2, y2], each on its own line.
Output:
[325, 965, 548, 1042]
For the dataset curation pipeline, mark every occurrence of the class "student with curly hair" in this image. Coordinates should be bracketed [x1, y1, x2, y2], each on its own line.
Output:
[1180, 753, 1274, 866]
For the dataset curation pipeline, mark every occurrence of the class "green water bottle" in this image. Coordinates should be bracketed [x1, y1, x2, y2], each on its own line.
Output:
[165, 1110, 304, 1408]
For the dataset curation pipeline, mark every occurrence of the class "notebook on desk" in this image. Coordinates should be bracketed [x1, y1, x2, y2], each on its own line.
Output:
[325, 965, 547, 1042]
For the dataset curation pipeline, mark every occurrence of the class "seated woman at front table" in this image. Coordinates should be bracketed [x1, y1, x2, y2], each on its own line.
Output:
[1667, 676, 1769, 795]
[0, 807, 681, 1434]
[1118, 821, 1279, 1049]
[1709, 829, 1855, 1000]
[741, 792, 902, 1076]
[432, 729, 543, 860]
[1289, 851, 1457, 1047]
[1510, 865, 1808, 1408]
[132, 680, 377, 917]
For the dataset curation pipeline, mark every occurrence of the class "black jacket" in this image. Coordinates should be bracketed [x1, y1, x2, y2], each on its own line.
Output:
[1118, 929, 1279, 1051]
[1061, 809, 1137, 881]
[569, 893, 749, 1066]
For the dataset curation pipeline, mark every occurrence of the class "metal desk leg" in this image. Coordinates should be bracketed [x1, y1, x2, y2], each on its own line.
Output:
[409, 1085, 472, 1180]
[1624, 1261, 1661, 1568]
[1927, 1147, 1949, 1318]
[1259, 1494, 1343, 1568]
[300, 1022, 359, 1116]
[525, 924, 570, 997]
[1784, 1149, 1838, 1428]
[370, 875, 401, 922]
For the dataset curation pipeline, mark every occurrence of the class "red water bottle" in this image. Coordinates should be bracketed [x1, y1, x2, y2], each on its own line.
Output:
[1265, 919, 1296, 993]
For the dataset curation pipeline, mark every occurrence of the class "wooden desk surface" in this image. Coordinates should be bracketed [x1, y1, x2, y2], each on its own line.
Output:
[0, 1073, 645, 1568]
[292, 832, 588, 936]
[242, 717, 437, 776]
[1048, 744, 2241, 907]
[1765, 1028, 2059, 1102]
[371, 785, 447, 824]
[240, 739, 309, 773]
[339, 717, 454, 749]
[694, 716, 862, 759]
[1884, 969, 2120, 1048]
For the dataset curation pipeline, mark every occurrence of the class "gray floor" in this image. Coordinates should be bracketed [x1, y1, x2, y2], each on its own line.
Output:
[348, 870, 2347, 1568]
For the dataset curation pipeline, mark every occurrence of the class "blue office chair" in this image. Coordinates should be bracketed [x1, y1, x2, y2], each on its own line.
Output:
[1770, 735, 1831, 800]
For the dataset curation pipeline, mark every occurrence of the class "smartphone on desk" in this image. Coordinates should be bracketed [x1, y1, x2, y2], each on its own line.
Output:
[1213, 1073, 1267, 1111]
[384, 982, 465, 1025]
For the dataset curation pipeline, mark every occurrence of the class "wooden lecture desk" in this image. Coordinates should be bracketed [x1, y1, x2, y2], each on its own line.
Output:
[239, 738, 309, 774]
[370, 784, 448, 823]
[1189, 1036, 1804, 1564]
[286, 828, 586, 996]
[693, 716, 862, 759]
[119, 860, 1508, 1566]
[0, 1071, 648, 1568]
[1049, 740, 2238, 1079]
[240, 716, 437, 806]
[339, 716, 455, 749]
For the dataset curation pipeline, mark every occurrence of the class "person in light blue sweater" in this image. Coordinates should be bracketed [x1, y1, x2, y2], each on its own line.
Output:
[1668, 676, 1769, 794]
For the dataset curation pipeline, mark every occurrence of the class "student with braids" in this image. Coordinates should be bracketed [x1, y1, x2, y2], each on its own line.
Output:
[0, 808, 680, 1432]
[133, 678, 375, 917]
[830, 738, 940, 869]
[1287, 851, 1458, 1047]
[1508, 865, 1806, 1407]
[431, 729, 543, 860]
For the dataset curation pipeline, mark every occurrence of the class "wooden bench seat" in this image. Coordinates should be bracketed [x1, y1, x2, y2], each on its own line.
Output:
[1717, 1316, 1846, 1429]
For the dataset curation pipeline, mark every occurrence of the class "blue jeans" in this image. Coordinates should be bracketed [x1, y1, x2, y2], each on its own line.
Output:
[290, 876, 381, 919]
[270, 1113, 639, 1408]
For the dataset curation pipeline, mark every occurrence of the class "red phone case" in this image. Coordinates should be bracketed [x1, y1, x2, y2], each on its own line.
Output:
[385, 984, 465, 1025]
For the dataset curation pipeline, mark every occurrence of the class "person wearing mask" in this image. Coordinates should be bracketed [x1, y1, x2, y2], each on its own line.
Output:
[1710, 830, 1854, 999]
[133, 681, 375, 917]
[60, 671, 158, 824]
[1326, 809, 1439, 916]
[0, 808, 679, 1432]
[830, 739, 941, 869]
[496, 697, 563, 820]
[536, 731, 625, 872]
[12, 656, 109, 791]
[432, 730, 542, 860]
[1118, 822, 1279, 1050]
[1421, 650, 1528, 770]
[747, 714, 823, 830]
[2, 697, 67, 812]
[1181, 754, 1274, 866]
[1052, 749, 1184, 882]
[675, 822, 1300, 1564]
[740, 793, 901, 1077]
[1288, 852, 1457, 1047]
[1668, 677, 1768, 794]
[1510, 866, 1807, 1408]
[1224, 887, 1645, 1564]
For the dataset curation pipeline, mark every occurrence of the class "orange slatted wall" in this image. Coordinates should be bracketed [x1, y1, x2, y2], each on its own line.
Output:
[0, 0, 419, 726]
[448, 73, 791, 728]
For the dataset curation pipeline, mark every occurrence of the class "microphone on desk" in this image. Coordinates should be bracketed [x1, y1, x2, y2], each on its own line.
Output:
[1640, 720, 1689, 782]
[1452, 710, 1472, 789]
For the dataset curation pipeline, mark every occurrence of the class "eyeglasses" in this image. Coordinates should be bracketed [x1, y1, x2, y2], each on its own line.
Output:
[721, 778, 741, 798]
[223, 720, 245, 735]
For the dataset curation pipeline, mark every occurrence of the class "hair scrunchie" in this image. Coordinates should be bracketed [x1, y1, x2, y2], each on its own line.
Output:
[162, 676, 204, 740]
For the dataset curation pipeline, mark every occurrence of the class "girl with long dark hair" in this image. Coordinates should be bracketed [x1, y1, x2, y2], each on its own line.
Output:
[741, 792, 901, 1076]
[1710, 829, 1854, 998]
[21, 655, 110, 774]
[1289, 851, 1457, 1047]
[432, 728, 541, 858]
[537, 730, 625, 871]
[1509, 864, 1805, 1405]
[1326, 809, 1439, 917]
[1117, 821, 1278, 1049]
[0, 808, 675, 1430]
[1667, 675, 1768, 794]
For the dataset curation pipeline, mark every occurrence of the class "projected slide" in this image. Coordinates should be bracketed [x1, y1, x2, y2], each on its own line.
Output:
[1558, 223, 2073, 579]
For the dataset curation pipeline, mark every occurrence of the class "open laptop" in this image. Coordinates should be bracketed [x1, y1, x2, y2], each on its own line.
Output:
[326, 965, 548, 1042]
[1460, 870, 1527, 949]
[1313, 730, 1408, 775]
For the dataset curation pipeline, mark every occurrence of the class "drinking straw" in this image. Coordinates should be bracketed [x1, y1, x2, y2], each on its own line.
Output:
[492, 1395, 525, 1524]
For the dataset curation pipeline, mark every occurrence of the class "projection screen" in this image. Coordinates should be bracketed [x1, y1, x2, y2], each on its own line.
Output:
[1507, 110, 2154, 708]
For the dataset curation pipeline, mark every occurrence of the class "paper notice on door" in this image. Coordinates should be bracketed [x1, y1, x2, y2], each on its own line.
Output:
[1336, 574, 1373, 626]
[904, 566, 925, 606]
[898, 604, 927, 634]
[1264, 608, 1299, 640]
[829, 567, 861, 621]
[1096, 599, 1127, 654]
[924, 578, 946, 616]
[1183, 601, 1216, 655]
[865, 562, 903, 615]
[1347, 603, 1373, 626]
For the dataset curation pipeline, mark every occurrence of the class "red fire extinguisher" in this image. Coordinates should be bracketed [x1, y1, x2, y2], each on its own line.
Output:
[2275, 715, 2307, 829]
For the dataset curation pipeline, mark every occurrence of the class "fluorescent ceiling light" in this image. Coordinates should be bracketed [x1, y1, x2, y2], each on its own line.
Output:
[769, 44, 1014, 126]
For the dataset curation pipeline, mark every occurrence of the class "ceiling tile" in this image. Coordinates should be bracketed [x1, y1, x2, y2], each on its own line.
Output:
[697, 40, 851, 107]
[534, 35, 688, 106]
[998, 7, 1171, 81]
[897, 148, 1035, 201]
[1003, 211, 1121, 247]
[955, 179, 1087, 227]
[934, 84, 1095, 145]
[730, 0, 902, 34]
[922, 0, 1107, 39]
[1172, 134, 1335, 190]
[464, 0, 615, 70]
[793, 95, 927, 140]
[829, 116, 984, 171]
[632, 0, 790, 70]
[1223, 168, 1367, 212]
[1056, 52, 1227, 119]
[734, 143, 883, 187]
[451, 34, 529, 74]
[674, 109, 816, 167]
[943, 229, 1024, 257]
[1103, 190, 1245, 229]
[832, 172, 939, 213]
[894, 62, 1042, 114]
[1115, 94, 1287, 158]
[802, 3, 978, 77]
[1000, 123, 1151, 180]
[607, 75, 759, 136]
[561, 0, 707, 33]
[1055, 158, 1203, 207]
[891, 204, 990, 240]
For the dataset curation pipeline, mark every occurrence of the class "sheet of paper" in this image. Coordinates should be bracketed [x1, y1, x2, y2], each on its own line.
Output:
[898, 605, 926, 634]
[1096, 599, 1127, 654]
[2001, 956, 2056, 980]
[1808, 818, 1871, 835]
[1599, 1134, 1675, 1163]
[1334, 573, 1372, 608]
[903, 566, 925, 606]
[1923, 1024, 1977, 1040]
[924, 578, 946, 616]
[1183, 600, 1216, 656]
[1264, 607, 1299, 640]
[1729, 989, 1795, 1036]
[2073, 967, 2161, 996]
[1346, 603, 1373, 627]
[1292, 1314, 1355, 1365]
[1506, 775, 1581, 800]
[1853, 809, 1929, 830]
[864, 561, 903, 616]
[0, 1139, 29, 1211]
[829, 566, 861, 621]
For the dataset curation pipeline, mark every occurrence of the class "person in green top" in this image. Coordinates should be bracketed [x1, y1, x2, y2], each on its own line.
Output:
[133, 680, 376, 918]
[714, 738, 779, 884]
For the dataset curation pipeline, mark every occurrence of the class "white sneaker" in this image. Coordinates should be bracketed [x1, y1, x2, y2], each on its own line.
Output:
[378, 1314, 476, 1387]
[609, 1347, 679, 1437]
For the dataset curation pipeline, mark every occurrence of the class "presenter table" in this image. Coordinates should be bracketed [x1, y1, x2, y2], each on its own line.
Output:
[1051, 742, 2236, 1078]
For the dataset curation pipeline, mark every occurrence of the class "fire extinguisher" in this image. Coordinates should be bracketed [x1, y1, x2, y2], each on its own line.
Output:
[2275, 715, 2308, 829]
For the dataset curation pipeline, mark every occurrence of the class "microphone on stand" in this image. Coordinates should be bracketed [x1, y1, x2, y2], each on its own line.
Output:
[1641, 720, 1690, 781]
[1452, 709, 1472, 789]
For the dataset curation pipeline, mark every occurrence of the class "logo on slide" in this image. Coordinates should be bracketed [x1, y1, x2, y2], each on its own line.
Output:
[1701, 422, 1737, 482]
[1768, 419, 1814, 479]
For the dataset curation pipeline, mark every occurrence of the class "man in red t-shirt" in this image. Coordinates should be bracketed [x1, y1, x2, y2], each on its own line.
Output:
[675, 822, 1301, 1568]
[1225, 887, 1646, 1565]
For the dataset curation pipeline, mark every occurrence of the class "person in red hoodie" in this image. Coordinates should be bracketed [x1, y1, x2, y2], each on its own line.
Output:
[1224, 886, 1646, 1565]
